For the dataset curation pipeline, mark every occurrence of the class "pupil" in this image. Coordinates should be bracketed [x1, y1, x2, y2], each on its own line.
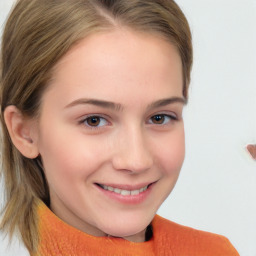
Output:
[154, 115, 164, 124]
[88, 117, 100, 126]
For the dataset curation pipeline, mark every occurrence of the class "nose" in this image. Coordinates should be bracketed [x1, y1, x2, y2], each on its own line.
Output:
[112, 126, 153, 174]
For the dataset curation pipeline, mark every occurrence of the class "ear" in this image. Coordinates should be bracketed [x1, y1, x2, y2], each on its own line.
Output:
[4, 105, 39, 159]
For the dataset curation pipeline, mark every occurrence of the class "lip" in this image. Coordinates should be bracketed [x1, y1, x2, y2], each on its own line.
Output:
[94, 182, 156, 205]
[97, 182, 152, 191]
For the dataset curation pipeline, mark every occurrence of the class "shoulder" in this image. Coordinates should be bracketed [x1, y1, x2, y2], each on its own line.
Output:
[152, 215, 239, 256]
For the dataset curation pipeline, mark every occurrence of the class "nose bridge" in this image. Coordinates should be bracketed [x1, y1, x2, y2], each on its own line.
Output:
[112, 124, 153, 173]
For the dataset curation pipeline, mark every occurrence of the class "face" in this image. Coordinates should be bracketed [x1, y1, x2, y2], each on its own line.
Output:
[35, 29, 185, 242]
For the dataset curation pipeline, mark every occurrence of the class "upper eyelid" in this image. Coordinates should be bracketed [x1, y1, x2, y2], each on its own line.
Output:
[79, 112, 177, 119]
[78, 115, 108, 127]
[78, 116, 110, 130]
[78, 114, 110, 122]
[77, 111, 179, 124]
[149, 111, 178, 119]
[148, 114, 177, 123]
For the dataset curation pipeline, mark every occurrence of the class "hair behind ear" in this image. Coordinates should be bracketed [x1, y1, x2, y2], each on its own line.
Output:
[0, 106, 48, 254]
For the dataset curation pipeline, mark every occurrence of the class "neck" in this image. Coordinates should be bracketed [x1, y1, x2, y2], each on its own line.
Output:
[107, 228, 147, 243]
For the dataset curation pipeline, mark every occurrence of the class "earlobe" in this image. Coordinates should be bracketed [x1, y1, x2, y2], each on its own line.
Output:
[4, 105, 39, 159]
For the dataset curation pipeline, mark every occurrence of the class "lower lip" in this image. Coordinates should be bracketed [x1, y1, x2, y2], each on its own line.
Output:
[95, 184, 154, 205]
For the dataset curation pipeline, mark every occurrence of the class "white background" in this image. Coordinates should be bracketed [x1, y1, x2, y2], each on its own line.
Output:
[0, 0, 256, 255]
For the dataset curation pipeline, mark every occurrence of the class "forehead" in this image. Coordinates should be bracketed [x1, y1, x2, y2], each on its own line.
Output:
[43, 28, 183, 108]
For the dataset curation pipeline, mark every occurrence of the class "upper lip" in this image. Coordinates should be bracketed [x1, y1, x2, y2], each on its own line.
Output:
[95, 182, 156, 191]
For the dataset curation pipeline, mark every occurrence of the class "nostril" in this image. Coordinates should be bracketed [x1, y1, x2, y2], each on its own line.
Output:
[112, 149, 153, 173]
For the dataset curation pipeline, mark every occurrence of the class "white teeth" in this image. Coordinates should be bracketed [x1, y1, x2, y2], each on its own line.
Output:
[131, 190, 140, 196]
[121, 190, 131, 196]
[101, 185, 148, 196]
[108, 186, 114, 192]
[114, 188, 121, 193]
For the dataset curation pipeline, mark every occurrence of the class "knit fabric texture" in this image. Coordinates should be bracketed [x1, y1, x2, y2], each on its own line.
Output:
[37, 201, 239, 256]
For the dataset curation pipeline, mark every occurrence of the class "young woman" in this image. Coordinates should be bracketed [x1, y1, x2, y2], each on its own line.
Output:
[0, 0, 239, 255]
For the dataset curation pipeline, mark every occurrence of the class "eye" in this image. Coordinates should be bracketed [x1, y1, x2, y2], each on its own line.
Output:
[82, 116, 108, 127]
[149, 114, 177, 125]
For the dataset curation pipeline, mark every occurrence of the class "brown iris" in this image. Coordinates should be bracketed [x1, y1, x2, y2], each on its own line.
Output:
[151, 115, 165, 124]
[86, 116, 101, 126]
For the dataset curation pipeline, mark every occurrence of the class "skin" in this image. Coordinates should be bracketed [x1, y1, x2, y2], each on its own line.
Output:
[6, 28, 186, 242]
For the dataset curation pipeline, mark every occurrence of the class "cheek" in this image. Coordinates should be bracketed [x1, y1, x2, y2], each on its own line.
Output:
[38, 128, 109, 183]
[156, 128, 185, 175]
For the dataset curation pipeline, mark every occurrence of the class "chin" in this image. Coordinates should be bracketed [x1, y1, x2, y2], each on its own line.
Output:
[97, 212, 153, 239]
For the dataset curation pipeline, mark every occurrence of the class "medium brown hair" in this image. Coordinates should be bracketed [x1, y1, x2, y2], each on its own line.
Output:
[0, 0, 192, 254]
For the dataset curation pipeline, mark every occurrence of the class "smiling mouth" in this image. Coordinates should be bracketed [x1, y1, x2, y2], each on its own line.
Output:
[97, 184, 150, 196]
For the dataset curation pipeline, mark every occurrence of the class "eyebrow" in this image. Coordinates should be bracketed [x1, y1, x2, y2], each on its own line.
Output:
[147, 97, 187, 110]
[65, 98, 123, 111]
[65, 96, 186, 111]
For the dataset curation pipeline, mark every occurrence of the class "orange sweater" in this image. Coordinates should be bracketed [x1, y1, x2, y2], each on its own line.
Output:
[37, 202, 239, 256]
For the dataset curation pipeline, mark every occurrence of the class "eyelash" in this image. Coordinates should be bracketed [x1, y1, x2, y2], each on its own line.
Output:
[78, 115, 110, 129]
[148, 114, 177, 125]
[79, 113, 178, 129]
